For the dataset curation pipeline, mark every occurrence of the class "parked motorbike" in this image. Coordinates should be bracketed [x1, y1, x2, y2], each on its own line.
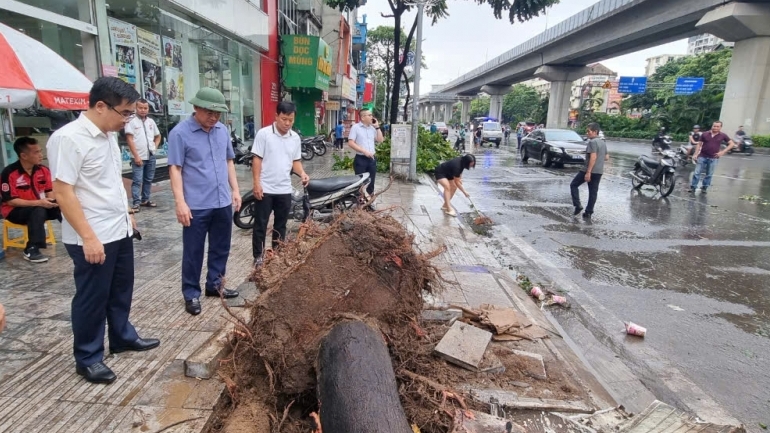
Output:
[675, 145, 692, 167]
[651, 132, 672, 153]
[233, 173, 370, 229]
[630, 150, 677, 197]
[232, 132, 252, 166]
[300, 138, 315, 161]
[454, 135, 466, 152]
[729, 135, 755, 155]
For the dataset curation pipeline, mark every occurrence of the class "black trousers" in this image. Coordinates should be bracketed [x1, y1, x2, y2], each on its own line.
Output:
[252, 193, 292, 258]
[353, 154, 376, 195]
[570, 171, 603, 215]
[65, 237, 139, 368]
[6, 206, 61, 249]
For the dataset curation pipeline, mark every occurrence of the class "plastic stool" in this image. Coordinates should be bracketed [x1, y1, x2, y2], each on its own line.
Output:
[2, 220, 56, 250]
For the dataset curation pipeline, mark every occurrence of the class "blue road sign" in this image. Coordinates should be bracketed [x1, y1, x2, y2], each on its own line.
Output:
[618, 76, 647, 94]
[675, 77, 705, 95]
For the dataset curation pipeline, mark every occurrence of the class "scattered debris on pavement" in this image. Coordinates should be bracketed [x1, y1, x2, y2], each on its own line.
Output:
[624, 321, 647, 337]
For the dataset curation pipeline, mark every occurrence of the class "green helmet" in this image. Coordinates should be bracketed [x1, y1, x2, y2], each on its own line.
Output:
[189, 87, 229, 112]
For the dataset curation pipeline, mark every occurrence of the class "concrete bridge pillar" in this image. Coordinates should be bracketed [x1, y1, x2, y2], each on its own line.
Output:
[698, 2, 770, 135]
[461, 100, 471, 124]
[534, 65, 592, 129]
[481, 85, 509, 121]
[444, 103, 453, 123]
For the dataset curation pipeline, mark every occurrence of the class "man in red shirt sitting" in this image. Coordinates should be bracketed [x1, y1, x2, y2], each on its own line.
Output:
[1, 137, 61, 262]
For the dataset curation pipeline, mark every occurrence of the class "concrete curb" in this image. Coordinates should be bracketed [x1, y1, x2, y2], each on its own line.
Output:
[491, 224, 744, 427]
[608, 137, 770, 154]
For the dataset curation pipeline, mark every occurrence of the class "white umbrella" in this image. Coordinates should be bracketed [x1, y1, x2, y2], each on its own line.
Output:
[0, 22, 92, 110]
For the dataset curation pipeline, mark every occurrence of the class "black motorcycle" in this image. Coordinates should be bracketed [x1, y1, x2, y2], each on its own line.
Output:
[231, 132, 252, 166]
[630, 150, 677, 197]
[651, 132, 672, 153]
[233, 173, 370, 229]
[300, 138, 315, 161]
[454, 134, 466, 152]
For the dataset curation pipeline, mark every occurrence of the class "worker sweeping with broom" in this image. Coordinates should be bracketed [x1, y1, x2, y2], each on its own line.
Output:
[435, 154, 476, 216]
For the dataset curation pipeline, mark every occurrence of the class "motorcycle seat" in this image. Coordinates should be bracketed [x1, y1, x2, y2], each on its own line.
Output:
[641, 155, 660, 169]
[307, 175, 362, 193]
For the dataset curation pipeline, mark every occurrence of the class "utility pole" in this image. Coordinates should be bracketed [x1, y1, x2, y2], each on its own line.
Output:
[408, 1, 426, 182]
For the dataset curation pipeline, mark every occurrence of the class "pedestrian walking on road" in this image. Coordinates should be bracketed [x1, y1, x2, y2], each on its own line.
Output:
[516, 124, 524, 150]
[48, 77, 160, 384]
[1, 137, 62, 263]
[168, 87, 242, 316]
[688, 121, 736, 194]
[251, 101, 309, 267]
[570, 122, 608, 219]
[348, 109, 384, 199]
[125, 99, 161, 213]
[435, 154, 476, 216]
[334, 120, 344, 150]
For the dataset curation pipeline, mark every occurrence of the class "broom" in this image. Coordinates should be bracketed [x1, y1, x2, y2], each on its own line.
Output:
[467, 196, 493, 225]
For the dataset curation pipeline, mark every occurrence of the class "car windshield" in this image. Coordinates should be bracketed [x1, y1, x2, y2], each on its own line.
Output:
[544, 130, 583, 141]
[435, 122, 447, 128]
[483, 122, 501, 131]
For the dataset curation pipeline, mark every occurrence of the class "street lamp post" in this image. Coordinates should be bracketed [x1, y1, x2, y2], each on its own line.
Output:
[407, 0, 428, 182]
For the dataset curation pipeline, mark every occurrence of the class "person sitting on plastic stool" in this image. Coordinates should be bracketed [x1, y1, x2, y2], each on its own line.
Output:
[1, 137, 61, 263]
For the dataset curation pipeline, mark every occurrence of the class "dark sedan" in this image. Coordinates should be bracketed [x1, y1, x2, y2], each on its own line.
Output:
[520, 129, 587, 168]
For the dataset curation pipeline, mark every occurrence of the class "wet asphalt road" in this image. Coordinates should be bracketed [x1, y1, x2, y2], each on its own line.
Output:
[453, 133, 770, 428]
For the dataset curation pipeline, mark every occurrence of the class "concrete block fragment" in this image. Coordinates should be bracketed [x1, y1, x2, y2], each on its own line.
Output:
[511, 349, 547, 380]
[421, 309, 462, 323]
[434, 321, 492, 370]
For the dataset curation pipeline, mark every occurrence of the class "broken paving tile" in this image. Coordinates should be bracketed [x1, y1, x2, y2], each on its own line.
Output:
[511, 349, 547, 380]
[434, 321, 492, 371]
[421, 309, 462, 323]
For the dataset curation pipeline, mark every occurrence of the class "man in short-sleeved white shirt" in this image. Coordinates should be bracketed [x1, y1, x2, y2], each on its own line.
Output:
[47, 77, 159, 385]
[250, 101, 309, 265]
[125, 99, 161, 210]
[347, 109, 383, 196]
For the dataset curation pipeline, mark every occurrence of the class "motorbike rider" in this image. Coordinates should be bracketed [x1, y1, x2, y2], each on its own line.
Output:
[735, 125, 747, 151]
[455, 126, 466, 151]
[434, 154, 476, 216]
[687, 125, 701, 160]
[474, 125, 483, 147]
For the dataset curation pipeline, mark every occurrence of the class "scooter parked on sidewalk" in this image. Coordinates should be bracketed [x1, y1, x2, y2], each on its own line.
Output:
[729, 136, 755, 155]
[232, 132, 252, 166]
[233, 173, 370, 229]
[630, 150, 677, 197]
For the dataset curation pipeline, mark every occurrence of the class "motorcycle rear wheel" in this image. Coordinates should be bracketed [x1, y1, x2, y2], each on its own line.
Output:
[234, 198, 257, 229]
[301, 144, 315, 160]
[313, 141, 327, 156]
[631, 168, 644, 190]
[659, 173, 676, 197]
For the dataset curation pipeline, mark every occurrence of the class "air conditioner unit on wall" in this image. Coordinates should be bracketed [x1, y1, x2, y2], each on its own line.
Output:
[297, 0, 312, 10]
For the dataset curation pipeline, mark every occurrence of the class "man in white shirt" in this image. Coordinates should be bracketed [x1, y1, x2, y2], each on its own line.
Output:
[251, 101, 309, 265]
[47, 77, 160, 385]
[125, 98, 161, 212]
[347, 109, 383, 197]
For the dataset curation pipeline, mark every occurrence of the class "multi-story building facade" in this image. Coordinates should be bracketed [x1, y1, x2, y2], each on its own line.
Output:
[688, 33, 734, 55]
[645, 54, 686, 77]
[0, 0, 272, 170]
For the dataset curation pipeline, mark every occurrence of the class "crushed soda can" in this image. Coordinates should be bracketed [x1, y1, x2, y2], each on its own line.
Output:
[625, 322, 646, 337]
[551, 295, 568, 306]
[530, 286, 545, 301]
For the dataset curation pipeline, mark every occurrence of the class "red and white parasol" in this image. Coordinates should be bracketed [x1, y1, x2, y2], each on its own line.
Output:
[0, 22, 92, 110]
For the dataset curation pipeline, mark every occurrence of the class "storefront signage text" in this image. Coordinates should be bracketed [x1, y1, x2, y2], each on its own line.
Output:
[282, 35, 332, 91]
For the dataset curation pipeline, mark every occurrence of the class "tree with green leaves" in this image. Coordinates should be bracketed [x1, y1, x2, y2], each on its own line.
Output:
[326, 0, 561, 124]
[501, 84, 541, 124]
[469, 96, 490, 119]
[623, 49, 732, 133]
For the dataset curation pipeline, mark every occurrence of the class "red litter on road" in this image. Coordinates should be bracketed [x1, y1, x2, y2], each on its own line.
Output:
[530, 286, 545, 300]
[625, 322, 647, 337]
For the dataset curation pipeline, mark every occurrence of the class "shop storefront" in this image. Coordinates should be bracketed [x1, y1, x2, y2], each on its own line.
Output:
[0, 0, 270, 171]
[281, 34, 331, 137]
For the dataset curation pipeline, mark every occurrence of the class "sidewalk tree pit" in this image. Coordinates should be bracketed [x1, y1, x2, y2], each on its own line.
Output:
[207, 211, 588, 433]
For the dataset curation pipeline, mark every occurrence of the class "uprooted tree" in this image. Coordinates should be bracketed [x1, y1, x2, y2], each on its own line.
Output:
[326, 0, 562, 125]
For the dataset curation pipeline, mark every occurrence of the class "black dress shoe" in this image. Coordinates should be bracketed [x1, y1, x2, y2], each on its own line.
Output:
[76, 361, 117, 384]
[204, 288, 239, 299]
[186, 298, 202, 315]
[110, 337, 160, 354]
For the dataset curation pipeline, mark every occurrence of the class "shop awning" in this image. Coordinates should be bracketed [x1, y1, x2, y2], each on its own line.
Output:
[0, 22, 92, 110]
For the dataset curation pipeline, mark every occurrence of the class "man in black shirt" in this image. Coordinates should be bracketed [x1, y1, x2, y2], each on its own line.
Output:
[434, 154, 476, 216]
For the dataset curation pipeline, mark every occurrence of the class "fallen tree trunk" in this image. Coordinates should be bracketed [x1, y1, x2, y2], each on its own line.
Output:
[317, 320, 412, 433]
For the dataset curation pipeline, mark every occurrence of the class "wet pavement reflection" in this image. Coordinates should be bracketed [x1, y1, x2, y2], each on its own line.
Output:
[455, 137, 770, 427]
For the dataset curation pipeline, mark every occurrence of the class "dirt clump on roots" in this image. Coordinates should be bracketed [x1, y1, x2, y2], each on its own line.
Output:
[208, 210, 460, 433]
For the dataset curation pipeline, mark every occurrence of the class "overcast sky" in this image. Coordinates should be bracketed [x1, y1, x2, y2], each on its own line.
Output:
[358, 0, 688, 93]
